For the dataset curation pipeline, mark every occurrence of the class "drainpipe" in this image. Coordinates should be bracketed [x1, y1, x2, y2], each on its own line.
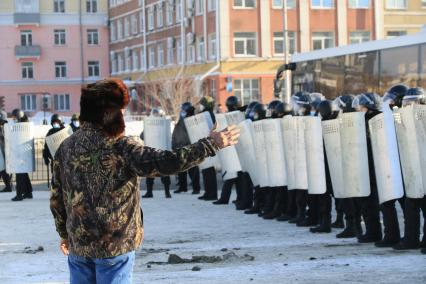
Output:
[142, 0, 147, 73]
[79, 0, 85, 84]
[181, 0, 186, 64]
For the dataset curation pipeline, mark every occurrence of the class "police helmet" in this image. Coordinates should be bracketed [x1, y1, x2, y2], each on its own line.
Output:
[11, 109, 25, 120]
[225, 96, 241, 112]
[248, 103, 266, 121]
[51, 114, 64, 126]
[274, 102, 292, 118]
[266, 100, 281, 118]
[245, 101, 259, 119]
[352, 93, 381, 111]
[402, 87, 426, 107]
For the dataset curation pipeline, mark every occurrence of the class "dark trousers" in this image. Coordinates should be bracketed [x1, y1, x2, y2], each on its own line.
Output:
[240, 172, 254, 208]
[285, 190, 297, 217]
[296, 189, 308, 215]
[317, 193, 332, 220]
[354, 185, 382, 237]
[218, 171, 248, 203]
[0, 170, 12, 189]
[146, 176, 171, 192]
[177, 167, 200, 192]
[202, 167, 217, 199]
[380, 198, 403, 242]
[16, 173, 32, 197]
[402, 196, 426, 246]
[307, 194, 320, 223]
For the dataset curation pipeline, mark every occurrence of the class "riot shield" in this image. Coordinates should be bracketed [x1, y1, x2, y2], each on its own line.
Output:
[184, 112, 216, 170]
[125, 121, 144, 137]
[394, 105, 426, 198]
[281, 116, 295, 190]
[45, 126, 73, 157]
[340, 112, 370, 197]
[262, 119, 287, 187]
[225, 111, 245, 126]
[304, 116, 326, 194]
[322, 119, 344, 198]
[252, 120, 269, 187]
[293, 117, 308, 190]
[215, 114, 242, 180]
[0, 147, 5, 172]
[5, 122, 35, 173]
[368, 109, 404, 204]
[236, 120, 258, 186]
[143, 116, 171, 150]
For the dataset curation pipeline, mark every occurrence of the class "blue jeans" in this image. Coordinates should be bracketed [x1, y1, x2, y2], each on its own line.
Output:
[68, 251, 135, 284]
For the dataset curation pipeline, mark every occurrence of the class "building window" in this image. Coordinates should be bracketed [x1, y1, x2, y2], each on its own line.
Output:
[140, 49, 146, 70]
[208, 0, 216, 11]
[110, 21, 116, 41]
[148, 6, 154, 31]
[124, 17, 130, 37]
[311, 0, 334, 9]
[273, 31, 296, 55]
[118, 54, 124, 72]
[131, 14, 138, 34]
[88, 61, 100, 77]
[86, 0, 97, 13]
[117, 19, 123, 39]
[386, 30, 407, 38]
[21, 62, 34, 79]
[272, 0, 296, 9]
[233, 0, 256, 8]
[53, 0, 65, 13]
[196, 0, 204, 15]
[166, 2, 173, 25]
[177, 39, 183, 64]
[54, 94, 70, 111]
[21, 94, 37, 111]
[55, 61, 67, 78]
[20, 30, 32, 46]
[15, 0, 39, 13]
[133, 50, 139, 71]
[348, 0, 369, 8]
[385, 0, 406, 9]
[167, 38, 174, 64]
[210, 79, 216, 98]
[139, 11, 145, 33]
[125, 50, 131, 71]
[87, 29, 99, 45]
[197, 37, 205, 62]
[234, 32, 257, 56]
[111, 53, 117, 74]
[157, 3, 164, 28]
[149, 47, 155, 68]
[158, 44, 164, 66]
[187, 45, 195, 63]
[312, 32, 334, 50]
[176, 0, 182, 22]
[234, 79, 259, 105]
[54, 29, 66, 45]
[208, 34, 216, 60]
[349, 31, 370, 44]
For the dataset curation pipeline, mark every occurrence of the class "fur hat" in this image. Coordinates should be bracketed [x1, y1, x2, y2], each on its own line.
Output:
[80, 78, 129, 138]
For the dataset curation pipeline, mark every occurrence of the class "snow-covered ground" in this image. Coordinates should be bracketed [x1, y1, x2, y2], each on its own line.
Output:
[0, 183, 425, 284]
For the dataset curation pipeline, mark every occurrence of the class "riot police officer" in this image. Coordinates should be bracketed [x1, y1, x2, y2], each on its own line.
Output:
[214, 96, 253, 210]
[173, 102, 201, 194]
[383, 84, 408, 110]
[352, 93, 383, 243]
[70, 113, 80, 132]
[0, 111, 12, 193]
[197, 96, 218, 201]
[11, 109, 33, 201]
[393, 87, 426, 253]
[142, 108, 172, 198]
[43, 114, 66, 169]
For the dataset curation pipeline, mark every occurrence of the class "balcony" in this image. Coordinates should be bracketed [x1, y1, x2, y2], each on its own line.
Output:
[13, 13, 40, 25]
[15, 45, 41, 59]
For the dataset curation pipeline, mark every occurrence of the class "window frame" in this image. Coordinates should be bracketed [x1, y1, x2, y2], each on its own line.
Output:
[233, 0, 256, 9]
[311, 32, 335, 50]
[54, 94, 71, 112]
[149, 46, 156, 69]
[148, 6, 155, 31]
[197, 37, 205, 62]
[157, 3, 164, 28]
[54, 29, 66, 46]
[196, 0, 204, 15]
[176, 0, 182, 23]
[21, 62, 34, 79]
[349, 31, 371, 44]
[348, 0, 370, 9]
[53, 0, 65, 13]
[385, 0, 407, 10]
[88, 60, 100, 77]
[208, 33, 216, 61]
[273, 31, 296, 56]
[55, 61, 67, 79]
[233, 79, 260, 105]
[20, 30, 32, 46]
[158, 44, 164, 67]
[272, 0, 296, 9]
[233, 32, 257, 57]
[21, 94, 37, 111]
[86, 0, 98, 13]
[207, 0, 216, 11]
[311, 0, 334, 9]
[87, 29, 99, 45]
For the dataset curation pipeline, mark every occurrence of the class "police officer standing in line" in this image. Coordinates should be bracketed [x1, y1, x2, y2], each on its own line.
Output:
[245, 102, 268, 215]
[214, 96, 253, 210]
[0, 111, 12, 193]
[393, 87, 426, 254]
[141, 108, 172, 198]
[352, 93, 383, 243]
[11, 109, 33, 201]
[310, 100, 338, 233]
[373, 85, 407, 247]
[275, 102, 298, 222]
[173, 102, 201, 194]
[332, 95, 363, 238]
[70, 113, 80, 132]
[262, 100, 287, 219]
[197, 96, 218, 201]
[43, 114, 66, 184]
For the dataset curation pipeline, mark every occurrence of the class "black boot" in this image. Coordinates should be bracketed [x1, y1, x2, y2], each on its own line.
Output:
[236, 172, 253, 210]
[143, 190, 153, 198]
[245, 187, 261, 214]
[310, 214, 332, 233]
[259, 189, 275, 218]
[0, 186, 12, 193]
[11, 195, 24, 201]
[289, 208, 306, 224]
[214, 179, 234, 205]
[276, 213, 296, 222]
[336, 217, 360, 239]
[421, 248, 426, 254]
[165, 185, 171, 198]
[264, 188, 285, 220]
[331, 212, 344, 228]
[393, 240, 420, 250]
[375, 200, 400, 247]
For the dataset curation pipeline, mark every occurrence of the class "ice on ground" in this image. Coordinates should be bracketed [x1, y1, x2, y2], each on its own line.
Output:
[0, 186, 425, 284]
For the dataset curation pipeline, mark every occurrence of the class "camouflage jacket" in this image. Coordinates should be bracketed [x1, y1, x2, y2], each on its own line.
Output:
[50, 123, 220, 258]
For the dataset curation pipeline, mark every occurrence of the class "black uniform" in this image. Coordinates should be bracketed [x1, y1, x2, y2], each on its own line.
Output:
[0, 117, 12, 193]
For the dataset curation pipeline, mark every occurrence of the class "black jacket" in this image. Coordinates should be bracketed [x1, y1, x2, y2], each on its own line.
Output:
[365, 109, 382, 189]
[43, 126, 65, 165]
[172, 118, 191, 150]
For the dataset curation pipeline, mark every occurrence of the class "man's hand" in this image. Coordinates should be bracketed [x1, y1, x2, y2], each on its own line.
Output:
[210, 125, 240, 149]
[60, 239, 69, 256]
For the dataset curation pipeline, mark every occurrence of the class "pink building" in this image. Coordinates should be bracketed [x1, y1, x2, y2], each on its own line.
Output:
[0, 0, 109, 117]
